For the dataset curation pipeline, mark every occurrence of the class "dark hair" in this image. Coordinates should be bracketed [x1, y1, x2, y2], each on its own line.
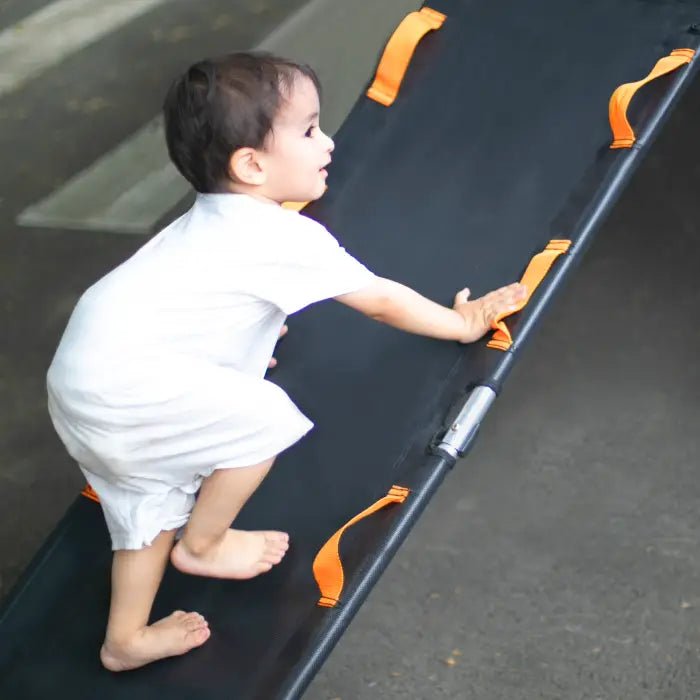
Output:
[163, 52, 321, 193]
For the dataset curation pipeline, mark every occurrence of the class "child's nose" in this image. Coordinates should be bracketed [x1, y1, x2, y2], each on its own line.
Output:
[322, 131, 335, 153]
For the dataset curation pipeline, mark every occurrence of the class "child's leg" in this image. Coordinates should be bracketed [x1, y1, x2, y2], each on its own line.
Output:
[100, 528, 210, 672]
[171, 457, 289, 579]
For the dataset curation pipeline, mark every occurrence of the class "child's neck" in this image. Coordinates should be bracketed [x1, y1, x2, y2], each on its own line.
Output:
[224, 183, 282, 207]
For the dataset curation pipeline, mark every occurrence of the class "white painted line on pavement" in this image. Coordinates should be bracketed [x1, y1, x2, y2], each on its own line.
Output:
[0, 0, 167, 98]
[18, 117, 188, 233]
[18, 0, 420, 234]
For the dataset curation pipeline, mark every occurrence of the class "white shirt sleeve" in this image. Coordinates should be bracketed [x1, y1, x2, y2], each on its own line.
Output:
[247, 211, 376, 315]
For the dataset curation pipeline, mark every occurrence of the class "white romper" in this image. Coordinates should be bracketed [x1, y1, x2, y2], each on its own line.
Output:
[47, 193, 376, 549]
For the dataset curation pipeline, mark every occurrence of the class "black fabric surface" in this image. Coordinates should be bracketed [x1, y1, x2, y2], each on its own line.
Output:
[1, 1, 699, 698]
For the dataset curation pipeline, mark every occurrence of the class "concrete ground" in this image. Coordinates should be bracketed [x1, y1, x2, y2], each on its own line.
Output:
[1, 1, 699, 698]
[308, 78, 700, 698]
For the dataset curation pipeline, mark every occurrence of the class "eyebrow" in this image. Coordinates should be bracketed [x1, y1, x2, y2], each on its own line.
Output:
[304, 111, 319, 123]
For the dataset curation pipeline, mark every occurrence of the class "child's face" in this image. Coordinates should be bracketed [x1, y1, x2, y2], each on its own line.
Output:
[258, 75, 335, 204]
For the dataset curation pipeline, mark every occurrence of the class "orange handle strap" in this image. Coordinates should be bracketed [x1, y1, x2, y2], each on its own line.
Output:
[81, 484, 100, 503]
[366, 7, 446, 107]
[313, 485, 410, 607]
[487, 240, 571, 352]
[609, 48, 695, 149]
[281, 200, 308, 212]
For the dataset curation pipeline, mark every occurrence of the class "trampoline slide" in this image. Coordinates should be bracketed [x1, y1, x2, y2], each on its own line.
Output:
[1, 1, 699, 698]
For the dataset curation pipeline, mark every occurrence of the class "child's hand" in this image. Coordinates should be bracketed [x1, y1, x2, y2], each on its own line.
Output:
[267, 324, 288, 370]
[453, 283, 528, 344]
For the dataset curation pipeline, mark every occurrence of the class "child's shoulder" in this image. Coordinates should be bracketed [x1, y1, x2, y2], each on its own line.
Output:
[235, 197, 333, 241]
[188, 193, 336, 252]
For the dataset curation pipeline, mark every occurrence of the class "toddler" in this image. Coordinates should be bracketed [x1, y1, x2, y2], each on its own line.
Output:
[46, 52, 526, 672]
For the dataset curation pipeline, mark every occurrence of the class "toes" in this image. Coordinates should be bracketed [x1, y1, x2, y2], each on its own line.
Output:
[266, 538, 289, 553]
[253, 531, 289, 566]
[265, 531, 289, 545]
[263, 541, 288, 557]
[184, 612, 207, 626]
[262, 545, 284, 560]
[185, 618, 208, 633]
[264, 532, 289, 552]
[262, 552, 284, 565]
[188, 627, 211, 647]
[262, 543, 288, 565]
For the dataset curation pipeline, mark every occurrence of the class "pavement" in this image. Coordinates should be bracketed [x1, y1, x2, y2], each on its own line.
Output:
[1, 1, 699, 698]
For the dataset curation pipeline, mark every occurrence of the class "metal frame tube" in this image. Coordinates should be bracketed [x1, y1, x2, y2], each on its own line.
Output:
[435, 386, 497, 460]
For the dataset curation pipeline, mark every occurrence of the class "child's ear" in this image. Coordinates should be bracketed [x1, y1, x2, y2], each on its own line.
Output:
[229, 147, 266, 185]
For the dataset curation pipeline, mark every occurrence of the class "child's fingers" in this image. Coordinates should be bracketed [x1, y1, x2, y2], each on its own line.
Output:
[455, 283, 526, 335]
[490, 283, 527, 308]
[480, 283, 527, 322]
[453, 287, 471, 306]
[499, 282, 527, 300]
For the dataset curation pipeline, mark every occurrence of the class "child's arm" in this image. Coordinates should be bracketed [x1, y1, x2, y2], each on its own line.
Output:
[335, 277, 527, 344]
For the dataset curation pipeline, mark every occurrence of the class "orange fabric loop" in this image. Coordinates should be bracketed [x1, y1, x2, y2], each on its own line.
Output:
[281, 200, 309, 212]
[487, 240, 572, 352]
[81, 484, 100, 503]
[366, 7, 446, 107]
[609, 48, 695, 149]
[313, 485, 410, 608]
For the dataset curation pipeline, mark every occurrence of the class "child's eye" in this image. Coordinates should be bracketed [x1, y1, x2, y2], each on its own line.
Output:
[305, 125, 316, 137]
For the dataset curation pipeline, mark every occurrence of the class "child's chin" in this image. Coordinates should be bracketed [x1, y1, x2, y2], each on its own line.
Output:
[284, 183, 326, 204]
[312, 182, 329, 200]
[297, 191, 323, 203]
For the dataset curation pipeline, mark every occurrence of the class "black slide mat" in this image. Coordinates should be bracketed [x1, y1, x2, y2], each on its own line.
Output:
[1, 1, 699, 698]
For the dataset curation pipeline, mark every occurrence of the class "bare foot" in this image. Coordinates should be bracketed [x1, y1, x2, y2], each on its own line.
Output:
[170, 529, 289, 579]
[268, 324, 289, 369]
[100, 611, 210, 672]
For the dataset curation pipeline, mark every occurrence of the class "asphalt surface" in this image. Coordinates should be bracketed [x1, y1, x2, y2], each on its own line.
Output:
[1, 1, 699, 698]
